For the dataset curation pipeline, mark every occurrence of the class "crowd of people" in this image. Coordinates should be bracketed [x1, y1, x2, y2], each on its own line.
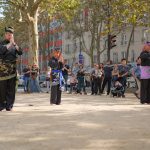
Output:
[0, 26, 150, 111]
[22, 42, 150, 105]
[45, 43, 150, 105]
[65, 58, 129, 98]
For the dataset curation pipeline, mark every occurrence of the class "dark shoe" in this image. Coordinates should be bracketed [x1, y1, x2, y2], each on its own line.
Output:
[118, 94, 121, 98]
[6, 108, 12, 111]
[56, 103, 60, 105]
[122, 95, 125, 98]
[0, 107, 5, 111]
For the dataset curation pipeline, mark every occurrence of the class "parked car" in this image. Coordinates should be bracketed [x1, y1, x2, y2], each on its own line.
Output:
[39, 74, 46, 87]
[67, 75, 71, 87]
[18, 75, 24, 86]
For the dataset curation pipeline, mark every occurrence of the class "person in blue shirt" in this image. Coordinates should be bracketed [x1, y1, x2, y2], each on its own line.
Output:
[118, 58, 129, 98]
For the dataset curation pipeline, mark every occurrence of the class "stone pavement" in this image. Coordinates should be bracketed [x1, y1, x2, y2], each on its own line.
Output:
[0, 93, 150, 150]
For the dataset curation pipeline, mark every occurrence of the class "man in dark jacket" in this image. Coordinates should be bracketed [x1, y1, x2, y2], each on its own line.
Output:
[101, 61, 113, 95]
[139, 43, 150, 104]
[0, 27, 22, 111]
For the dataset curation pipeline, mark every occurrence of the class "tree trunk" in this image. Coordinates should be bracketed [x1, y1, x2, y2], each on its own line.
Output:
[28, 10, 39, 66]
[126, 25, 134, 62]
[71, 40, 77, 71]
[96, 21, 103, 65]
[90, 52, 94, 67]
[97, 51, 101, 65]
[90, 35, 95, 67]
[107, 33, 111, 61]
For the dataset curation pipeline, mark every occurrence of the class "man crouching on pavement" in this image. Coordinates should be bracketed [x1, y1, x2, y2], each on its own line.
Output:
[0, 27, 22, 111]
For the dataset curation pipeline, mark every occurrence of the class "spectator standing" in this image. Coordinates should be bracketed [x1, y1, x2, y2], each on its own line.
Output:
[118, 59, 129, 98]
[30, 64, 41, 93]
[69, 73, 78, 94]
[101, 61, 113, 95]
[139, 43, 150, 104]
[72, 62, 79, 75]
[62, 59, 70, 92]
[46, 67, 51, 93]
[112, 64, 119, 82]
[91, 64, 97, 95]
[77, 65, 86, 94]
[91, 64, 103, 95]
[23, 65, 31, 93]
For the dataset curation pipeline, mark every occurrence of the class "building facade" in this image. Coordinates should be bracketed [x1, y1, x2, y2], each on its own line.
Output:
[62, 27, 150, 67]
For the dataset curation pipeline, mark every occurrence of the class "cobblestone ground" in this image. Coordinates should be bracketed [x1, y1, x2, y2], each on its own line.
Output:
[0, 92, 150, 150]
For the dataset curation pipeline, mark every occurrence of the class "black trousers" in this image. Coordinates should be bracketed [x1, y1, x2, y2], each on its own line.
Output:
[0, 77, 16, 109]
[140, 79, 150, 103]
[92, 77, 102, 94]
[91, 79, 95, 94]
[101, 77, 112, 95]
[50, 84, 61, 105]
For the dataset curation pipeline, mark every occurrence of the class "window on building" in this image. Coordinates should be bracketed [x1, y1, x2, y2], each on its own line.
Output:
[94, 55, 97, 63]
[113, 53, 118, 64]
[141, 29, 149, 43]
[66, 44, 70, 54]
[121, 33, 124, 45]
[121, 33, 127, 45]
[131, 50, 135, 62]
[104, 54, 107, 63]
[80, 12, 84, 22]
[121, 51, 126, 59]
[66, 30, 71, 39]
[73, 42, 77, 51]
[50, 35, 53, 41]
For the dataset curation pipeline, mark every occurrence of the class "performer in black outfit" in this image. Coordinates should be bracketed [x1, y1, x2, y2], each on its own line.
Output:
[49, 50, 63, 105]
[0, 27, 22, 111]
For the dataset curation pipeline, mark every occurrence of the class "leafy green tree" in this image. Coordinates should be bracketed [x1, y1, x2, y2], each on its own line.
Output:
[0, 0, 80, 66]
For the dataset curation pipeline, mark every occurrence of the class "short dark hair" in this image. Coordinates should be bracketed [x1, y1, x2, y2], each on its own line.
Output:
[121, 58, 126, 62]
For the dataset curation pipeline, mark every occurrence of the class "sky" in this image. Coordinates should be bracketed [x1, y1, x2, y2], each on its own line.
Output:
[0, 8, 4, 18]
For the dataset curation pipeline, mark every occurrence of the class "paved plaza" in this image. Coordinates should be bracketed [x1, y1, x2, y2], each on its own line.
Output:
[0, 93, 150, 150]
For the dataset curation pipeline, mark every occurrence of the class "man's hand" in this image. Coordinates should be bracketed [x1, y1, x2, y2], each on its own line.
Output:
[10, 35, 19, 50]
[10, 35, 15, 45]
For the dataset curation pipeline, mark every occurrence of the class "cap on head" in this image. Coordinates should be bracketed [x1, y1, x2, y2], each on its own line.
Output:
[5, 26, 14, 34]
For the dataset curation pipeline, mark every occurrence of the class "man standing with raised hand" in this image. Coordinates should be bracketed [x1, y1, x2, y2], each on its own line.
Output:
[0, 27, 22, 111]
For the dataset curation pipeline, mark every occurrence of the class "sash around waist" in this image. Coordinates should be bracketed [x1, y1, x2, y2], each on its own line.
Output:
[0, 73, 16, 81]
